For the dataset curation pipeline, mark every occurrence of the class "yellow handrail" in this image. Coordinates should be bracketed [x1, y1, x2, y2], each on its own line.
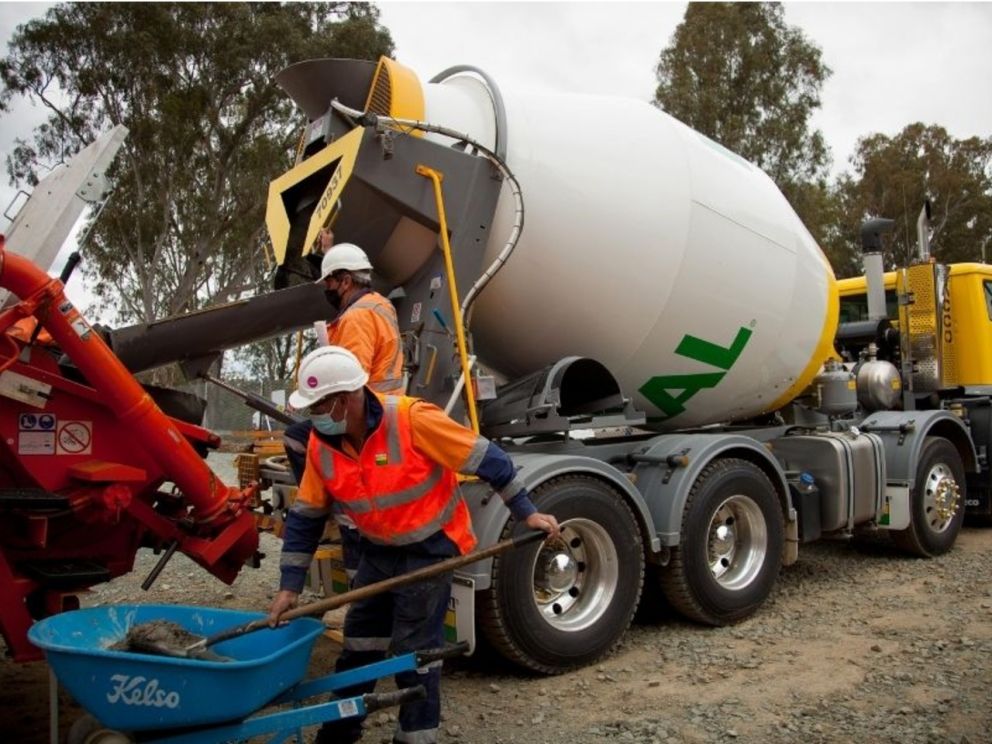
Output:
[415, 164, 480, 433]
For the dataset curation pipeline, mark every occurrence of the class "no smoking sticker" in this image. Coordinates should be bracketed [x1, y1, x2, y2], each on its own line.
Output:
[56, 421, 92, 455]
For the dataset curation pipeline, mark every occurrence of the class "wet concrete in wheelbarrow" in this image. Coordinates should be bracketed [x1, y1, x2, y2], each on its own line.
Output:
[111, 619, 230, 662]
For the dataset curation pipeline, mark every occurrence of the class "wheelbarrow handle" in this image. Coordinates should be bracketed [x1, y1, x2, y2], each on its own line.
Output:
[364, 685, 427, 713]
[195, 530, 548, 651]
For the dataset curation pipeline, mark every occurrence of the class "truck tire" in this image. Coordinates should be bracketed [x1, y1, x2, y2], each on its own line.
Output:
[478, 475, 644, 674]
[659, 458, 783, 626]
[892, 436, 965, 557]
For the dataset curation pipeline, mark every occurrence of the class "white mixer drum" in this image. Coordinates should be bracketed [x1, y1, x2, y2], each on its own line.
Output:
[406, 72, 838, 428]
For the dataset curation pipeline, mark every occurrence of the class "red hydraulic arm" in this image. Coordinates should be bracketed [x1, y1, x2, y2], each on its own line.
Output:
[0, 244, 253, 525]
[0, 239, 259, 660]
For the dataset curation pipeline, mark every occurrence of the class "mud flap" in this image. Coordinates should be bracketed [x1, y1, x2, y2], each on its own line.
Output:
[878, 482, 911, 530]
[446, 574, 475, 654]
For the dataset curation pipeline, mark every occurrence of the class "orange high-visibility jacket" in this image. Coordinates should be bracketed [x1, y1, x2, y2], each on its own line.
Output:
[328, 292, 404, 395]
[302, 395, 478, 554]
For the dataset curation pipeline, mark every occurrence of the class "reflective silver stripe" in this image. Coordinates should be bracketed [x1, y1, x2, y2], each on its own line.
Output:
[280, 552, 313, 568]
[383, 397, 402, 464]
[333, 510, 355, 527]
[290, 501, 331, 519]
[498, 475, 527, 503]
[355, 298, 404, 387]
[345, 568, 357, 580]
[355, 297, 400, 332]
[341, 465, 444, 514]
[370, 376, 404, 393]
[375, 465, 444, 509]
[319, 447, 335, 480]
[282, 436, 307, 454]
[460, 436, 489, 474]
[383, 493, 461, 546]
[394, 726, 439, 744]
[343, 636, 391, 652]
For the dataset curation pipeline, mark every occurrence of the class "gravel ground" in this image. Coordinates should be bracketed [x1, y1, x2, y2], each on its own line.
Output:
[2, 452, 990, 743]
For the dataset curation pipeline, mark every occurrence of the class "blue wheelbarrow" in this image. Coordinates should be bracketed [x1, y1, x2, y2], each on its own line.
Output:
[29, 534, 547, 742]
[28, 604, 449, 743]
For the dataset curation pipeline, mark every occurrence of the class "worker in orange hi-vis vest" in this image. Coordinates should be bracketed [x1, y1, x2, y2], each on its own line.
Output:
[283, 231, 404, 585]
[269, 346, 560, 744]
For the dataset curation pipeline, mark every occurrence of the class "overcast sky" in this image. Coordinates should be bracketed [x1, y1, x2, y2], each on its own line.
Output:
[1, 1, 990, 303]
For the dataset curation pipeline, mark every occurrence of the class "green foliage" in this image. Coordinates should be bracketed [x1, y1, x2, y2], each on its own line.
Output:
[1, 2, 393, 327]
[826, 124, 992, 274]
[653, 2, 832, 234]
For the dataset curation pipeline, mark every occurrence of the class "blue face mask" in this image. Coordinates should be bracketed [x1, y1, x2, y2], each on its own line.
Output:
[311, 412, 346, 436]
[311, 397, 347, 436]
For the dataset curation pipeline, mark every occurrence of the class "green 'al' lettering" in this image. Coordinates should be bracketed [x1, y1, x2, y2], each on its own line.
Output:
[639, 327, 753, 418]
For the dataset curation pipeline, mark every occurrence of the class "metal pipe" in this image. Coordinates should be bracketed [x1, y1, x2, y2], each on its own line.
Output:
[916, 200, 932, 262]
[860, 218, 895, 322]
[141, 539, 179, 591]
[417, 165, 480, 433]
[105, 282, 335, 375]
[445, 355, 477, 416]
[428, 65, 509, 162]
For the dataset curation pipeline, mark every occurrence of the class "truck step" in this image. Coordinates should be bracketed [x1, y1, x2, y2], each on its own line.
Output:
[0, 488, 70, 510]
[20, 560, 111, 588]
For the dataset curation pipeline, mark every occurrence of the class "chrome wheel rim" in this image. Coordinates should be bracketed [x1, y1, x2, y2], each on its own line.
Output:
[922, 462, 960, 532]
[530, 518, 618, 632]
[706, 495, 767, 590]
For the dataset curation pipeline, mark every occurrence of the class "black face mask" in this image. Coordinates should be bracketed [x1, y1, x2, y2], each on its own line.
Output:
[325, 288, 342, 310]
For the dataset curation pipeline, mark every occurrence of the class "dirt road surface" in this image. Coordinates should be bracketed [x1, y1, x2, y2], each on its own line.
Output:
[2, 454, 989, 743]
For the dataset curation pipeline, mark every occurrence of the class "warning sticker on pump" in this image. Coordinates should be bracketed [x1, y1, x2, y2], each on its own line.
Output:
[56, 420, 92, 455]
[20, 412, 56, 430]
[0, 370, 52, 408]
[70, 317, 92, 340]
[19, 431, 55, 455]
[18, 412, 57, 454]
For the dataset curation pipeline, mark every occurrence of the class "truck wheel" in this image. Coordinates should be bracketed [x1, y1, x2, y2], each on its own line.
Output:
[478, 475, 644, 674]
[659, 458, 783, 626]
[892, 437, 965, 557]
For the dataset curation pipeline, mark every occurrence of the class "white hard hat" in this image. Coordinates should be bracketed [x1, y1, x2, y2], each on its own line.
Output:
[288, 346, 369, 409]
[318, 243, 372, 282]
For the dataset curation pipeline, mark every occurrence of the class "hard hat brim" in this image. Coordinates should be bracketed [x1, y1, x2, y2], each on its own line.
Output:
[288, 389, 314, 410]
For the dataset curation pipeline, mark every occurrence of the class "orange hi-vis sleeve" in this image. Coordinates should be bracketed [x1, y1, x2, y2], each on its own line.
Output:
[407, 399, 489, 473]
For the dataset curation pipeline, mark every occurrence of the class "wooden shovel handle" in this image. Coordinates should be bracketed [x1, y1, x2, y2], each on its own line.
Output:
[280, 529, 547, 620]
[202, 529, 548, 649]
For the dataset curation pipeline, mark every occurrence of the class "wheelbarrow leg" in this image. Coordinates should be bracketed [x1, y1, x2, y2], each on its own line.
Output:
[147, 686, 426, 744]
[49, 668, 58, 744]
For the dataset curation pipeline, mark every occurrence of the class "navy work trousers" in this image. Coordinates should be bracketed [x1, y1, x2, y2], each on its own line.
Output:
[315, 540, 454, 744]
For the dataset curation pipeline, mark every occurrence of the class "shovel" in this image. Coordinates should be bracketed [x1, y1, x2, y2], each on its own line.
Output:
[123, 529, 548, 659]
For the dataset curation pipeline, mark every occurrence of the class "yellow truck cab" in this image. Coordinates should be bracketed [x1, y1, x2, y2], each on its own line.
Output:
[838, 263, 992, 388]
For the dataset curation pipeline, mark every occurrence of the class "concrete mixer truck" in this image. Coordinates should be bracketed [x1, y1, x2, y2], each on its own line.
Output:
[258, 56, 988, 675]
